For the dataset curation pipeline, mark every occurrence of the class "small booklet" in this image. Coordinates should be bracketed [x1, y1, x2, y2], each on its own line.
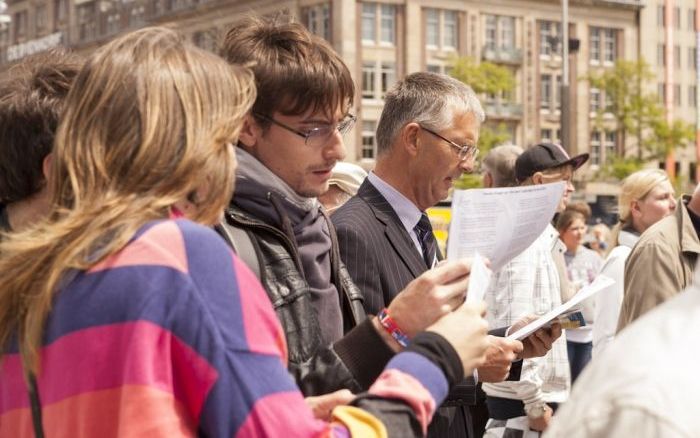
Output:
[507, 275, 614, 341]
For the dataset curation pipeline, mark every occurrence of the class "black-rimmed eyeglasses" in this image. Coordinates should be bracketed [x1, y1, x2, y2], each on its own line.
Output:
[254, 112, 356, 148]
[420, 125, 479, 161]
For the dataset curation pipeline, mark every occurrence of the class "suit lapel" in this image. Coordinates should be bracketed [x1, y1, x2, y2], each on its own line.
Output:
[357, 180, 428, 278]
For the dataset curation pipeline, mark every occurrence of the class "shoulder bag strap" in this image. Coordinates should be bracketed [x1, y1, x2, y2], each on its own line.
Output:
[25, 371, 45, 438]
[215, 220, 262, 280]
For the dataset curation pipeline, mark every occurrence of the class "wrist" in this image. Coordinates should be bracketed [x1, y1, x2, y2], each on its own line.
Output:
[371, 316, 402, 352]
[377, 308, 410, 348]
[524, 401, 547, 419]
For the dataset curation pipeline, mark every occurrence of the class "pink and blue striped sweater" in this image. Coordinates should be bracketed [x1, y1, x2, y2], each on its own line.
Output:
[0, 219, 457, 437]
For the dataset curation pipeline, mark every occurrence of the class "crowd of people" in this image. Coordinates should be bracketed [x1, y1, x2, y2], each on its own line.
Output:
[0, 13, 697, 438]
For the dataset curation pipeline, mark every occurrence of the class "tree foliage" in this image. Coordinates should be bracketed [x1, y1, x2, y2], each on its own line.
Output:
[449, 56, 515, 95]
[584, 59, 695, 167]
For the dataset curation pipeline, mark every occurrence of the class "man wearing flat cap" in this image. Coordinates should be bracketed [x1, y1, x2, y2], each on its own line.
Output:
[482, 142, 588, 437]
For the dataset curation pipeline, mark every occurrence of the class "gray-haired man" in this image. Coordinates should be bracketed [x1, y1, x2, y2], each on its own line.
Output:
[333, 72, 559, 438]
[481, 144, 523, 189]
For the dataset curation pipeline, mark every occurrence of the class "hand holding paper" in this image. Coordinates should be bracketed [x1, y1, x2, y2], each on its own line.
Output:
[507, 275, 615, 341]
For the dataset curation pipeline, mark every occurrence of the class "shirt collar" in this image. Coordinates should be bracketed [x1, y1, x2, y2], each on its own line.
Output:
[367, 171, 423, 231]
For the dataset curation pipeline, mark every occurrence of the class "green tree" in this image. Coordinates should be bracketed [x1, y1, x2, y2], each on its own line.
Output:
[449, 56, 515, 95]
[598, 154, 645, 180]
[584, 59, 695, 181]
[648, 117, 696, 159]
[584, 58, 695, 163]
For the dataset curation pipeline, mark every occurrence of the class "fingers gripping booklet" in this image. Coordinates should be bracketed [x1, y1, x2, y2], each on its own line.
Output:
[506, 275, 615, 341]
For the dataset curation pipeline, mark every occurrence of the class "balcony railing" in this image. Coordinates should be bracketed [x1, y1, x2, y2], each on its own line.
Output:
[481, 45, 523, 65]
[484, 101, 523, 119]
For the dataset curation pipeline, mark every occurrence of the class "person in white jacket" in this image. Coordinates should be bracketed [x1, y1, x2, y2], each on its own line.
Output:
[545, 265, 700, 438]
[591, 169, 675, 357]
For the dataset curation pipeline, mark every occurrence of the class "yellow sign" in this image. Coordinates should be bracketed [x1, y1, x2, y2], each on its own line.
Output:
[426, 206, 451, 256]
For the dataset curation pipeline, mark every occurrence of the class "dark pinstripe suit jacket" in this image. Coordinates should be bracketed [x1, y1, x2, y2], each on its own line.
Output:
[333, 179, 481, 437]
[332, 179, 429, 315]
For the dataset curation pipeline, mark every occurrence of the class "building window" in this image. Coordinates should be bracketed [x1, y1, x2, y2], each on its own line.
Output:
[0, 27, 9, 46]
[541, 129, 560, 143]
[426, 63, 450, 74]
[380, 62, 396, 97]
[426, 8, 439, 47]
[658, 43, 666, 66]
[658, 82, 666, 103]
[690, 47, 697, 70]
[485, 14, 515, 51]
[106, 10, 121, 35]
[675, 7, 681, 29]
[590, 132, 601, 165]
[485, 14, 496, 50]
[361, 120, 376, 159]
[35, 4, 48, 32]
[675, 84, 682, 106]
[77, 2, 97, 41]
[675, 45, 681, 68]
[129, 4, 145, 26]
[361, 3, 376, 43]
[362, 3, 395, 45]
[555, 75, 562, 111]
[539, 21, 561, 57]
[13, 10, 28, 42]
[540, 74, 552, 110]
[54, 0, 67, 23]
[362, 62, 375, 99]
[690, 9, 696, 30]
[590, 27, 617, 65]
[541, 128, 552, 142]
[604, 131, 616, 162]
[304, 3, 331, 41]
[362, 61, 396, 100]
[170, 0, 190, 12]
[658, 5, 665, 27]
[379, 4, 395, 44]
[425, 8, 459, 50]
[690, 85, 697, 107]
[590, 87, 601, 112]
[443, 10, 457, 48]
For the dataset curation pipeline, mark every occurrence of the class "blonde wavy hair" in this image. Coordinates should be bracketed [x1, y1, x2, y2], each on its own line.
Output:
[0, 27, 256, 373]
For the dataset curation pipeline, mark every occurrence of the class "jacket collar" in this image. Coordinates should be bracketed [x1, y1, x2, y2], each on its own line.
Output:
[677, 195, 700, 255]
[357, 179, 428, 278]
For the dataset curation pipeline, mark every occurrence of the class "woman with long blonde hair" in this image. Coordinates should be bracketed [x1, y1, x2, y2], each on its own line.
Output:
[0, 27, 490, 437]
[592, 169, 676, 357]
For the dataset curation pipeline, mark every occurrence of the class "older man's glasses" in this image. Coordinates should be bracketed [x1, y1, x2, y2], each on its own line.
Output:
[420, 125, 478, 161]
[254, 112, 356, 148]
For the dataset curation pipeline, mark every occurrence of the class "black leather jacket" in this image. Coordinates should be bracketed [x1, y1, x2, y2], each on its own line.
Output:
[220, 204, 394, 396]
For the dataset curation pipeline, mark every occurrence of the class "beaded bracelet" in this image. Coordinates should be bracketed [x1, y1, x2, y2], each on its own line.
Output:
[377, 308, 410, 347]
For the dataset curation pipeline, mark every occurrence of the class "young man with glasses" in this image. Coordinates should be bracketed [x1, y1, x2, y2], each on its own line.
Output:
[218, 16, 507, 414]
[332, 72, 538, 438]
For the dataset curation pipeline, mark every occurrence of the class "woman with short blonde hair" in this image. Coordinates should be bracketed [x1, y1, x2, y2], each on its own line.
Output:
[593, 169, 676, 356]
